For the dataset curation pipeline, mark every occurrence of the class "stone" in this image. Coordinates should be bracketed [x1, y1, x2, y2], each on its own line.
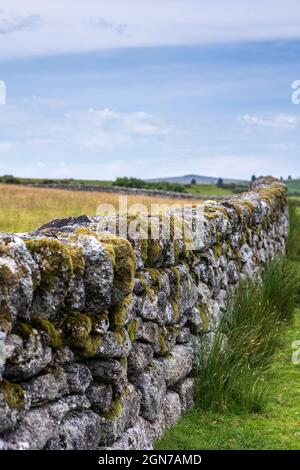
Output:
[0, 234, 38, 321]
[160, 344, 193, 387]
[86, 383, 113, 414]
[139, 321, 159, 344]
[98, 384, 141, 446]
[128, 342, 154, 373]
[21, 366, 68, 406]
[107, 417, 152, 450]
[95, 329, 132, 358]
[163, 392, 182, 428]
[131, 360, 166, 422]
[85, 359, 127, 396]
[0, 380, 30, 433]
[176, 327, 191, 344]
[45, 410, 102, 450]
[4, 330, 52, 381]
[173, 378, 194, 413]
[64, 363, 92, 394]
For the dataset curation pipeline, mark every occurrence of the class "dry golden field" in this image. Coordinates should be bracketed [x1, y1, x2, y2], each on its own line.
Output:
[0, 184, 202, 233]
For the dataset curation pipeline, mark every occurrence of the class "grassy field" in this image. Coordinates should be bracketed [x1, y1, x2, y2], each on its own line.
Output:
[187, 184, 234, 196]
[156, 306, 300, 450]
[0, 184, 202, 233]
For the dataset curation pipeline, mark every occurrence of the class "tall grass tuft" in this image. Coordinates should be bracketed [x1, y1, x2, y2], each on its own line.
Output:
[194, 255, 300, 413]
[286, 202, 300, 261]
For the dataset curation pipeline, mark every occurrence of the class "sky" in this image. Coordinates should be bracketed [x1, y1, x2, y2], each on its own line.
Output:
[0, 0, 300, 180]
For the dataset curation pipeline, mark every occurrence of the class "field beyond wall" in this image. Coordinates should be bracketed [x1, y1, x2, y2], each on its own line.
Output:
[0, 184, 203, 233]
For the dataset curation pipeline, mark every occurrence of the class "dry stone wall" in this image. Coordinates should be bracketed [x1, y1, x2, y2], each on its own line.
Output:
[0, 177, 288, 450]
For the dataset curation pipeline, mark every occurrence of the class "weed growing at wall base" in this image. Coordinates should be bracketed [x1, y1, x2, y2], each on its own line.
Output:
[194, 257, 300, 413]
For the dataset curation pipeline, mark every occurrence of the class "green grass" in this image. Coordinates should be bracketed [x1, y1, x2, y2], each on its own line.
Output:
[156, 308, 300, 450]
[187, 184, 234, 196]
[193, 259, 299, 414]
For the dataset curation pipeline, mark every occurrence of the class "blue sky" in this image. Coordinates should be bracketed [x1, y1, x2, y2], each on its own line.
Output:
[1, 1, 300, 180]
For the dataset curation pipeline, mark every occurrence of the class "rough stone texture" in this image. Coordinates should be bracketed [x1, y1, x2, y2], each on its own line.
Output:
[163, 392, 182, 428]
[0, 177, 289, 450]
[131, 360, 166, 422]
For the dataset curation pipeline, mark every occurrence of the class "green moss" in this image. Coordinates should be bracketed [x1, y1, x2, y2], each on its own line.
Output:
[101, 396, 123, 420]
[62, 312, 92, 347]
[31, 317, 62, 349]
[110, 294, 132, 328]
[234, 199, 256, 215]
[75, 334, 102, 359]
[113, 328, 127, 345]
[25, 238, 76, 291]
[119, 357, 128, 368]
[170, 298, 180, 322]
[213, 243, 223, 259]
[159, 326, 169, 355]
[147, 239, 163, 267]
[197, 305, 209, 333]
[127, 318, 140, 342]
[16, 322, 35, 340]
[145, 268, 163, 291]
[99, 235, 136, 295]
[0, 380, 25, 410]
[204, 205, 230, 221]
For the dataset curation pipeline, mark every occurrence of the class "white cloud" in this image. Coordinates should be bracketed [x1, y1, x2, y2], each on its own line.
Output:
[0, 8, 41, 35]
[89, 17, 129, 37]
[0, 141, 18, 152]
[0, 104, 171, 151]
[1, 1, 300, 58]
[241, 113, 299, 129]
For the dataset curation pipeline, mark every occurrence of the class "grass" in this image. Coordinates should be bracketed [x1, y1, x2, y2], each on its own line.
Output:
[156, 309, 300, 450]
[0, 184, 202, 233]
[188, 184, 234, 197]
[193, 259, 300, 414]
[156, 201, 300, 449]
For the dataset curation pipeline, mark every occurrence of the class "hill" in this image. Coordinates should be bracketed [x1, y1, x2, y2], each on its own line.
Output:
[146, 174, 248, 185]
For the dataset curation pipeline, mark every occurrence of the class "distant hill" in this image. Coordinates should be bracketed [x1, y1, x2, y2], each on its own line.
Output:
[146, 174, 248, 185]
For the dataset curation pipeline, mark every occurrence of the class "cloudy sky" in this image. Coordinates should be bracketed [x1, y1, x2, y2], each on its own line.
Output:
[0, 0, 300, 180]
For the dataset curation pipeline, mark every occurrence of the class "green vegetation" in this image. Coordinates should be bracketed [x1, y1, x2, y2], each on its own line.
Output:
[193, 259, 300, 413]
[156, 311, 300, 449]
[113, 176, 187, 193]
[0, 174, 247, 197]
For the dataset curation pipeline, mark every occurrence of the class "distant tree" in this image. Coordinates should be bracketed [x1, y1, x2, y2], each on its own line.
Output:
[288, 175, 292, 180]
[217, 177, 224, 188]
[190, 178, 197, 185]
[251, 175, 256, 182]
[280, 176, 283, 181]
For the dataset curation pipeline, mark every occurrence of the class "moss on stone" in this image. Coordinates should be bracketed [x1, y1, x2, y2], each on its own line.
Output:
[213, 243, 222, 259]
[74, 334, 102, 359]
[0, 380, 25, 410]
[147, 239, 163, 267]
[110, 294, 132, 328]
[197, 305, 209, 333]
[113, 328, 127, 346]
[16, 322, 35, 340]
[101, 396, 122, 420]
[31, 317, 62, 349]
[25, 238, 76, 291]
[62, 312, 92, 347]
[126, 318, 140, 342]
[99, 235, 136, 295]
